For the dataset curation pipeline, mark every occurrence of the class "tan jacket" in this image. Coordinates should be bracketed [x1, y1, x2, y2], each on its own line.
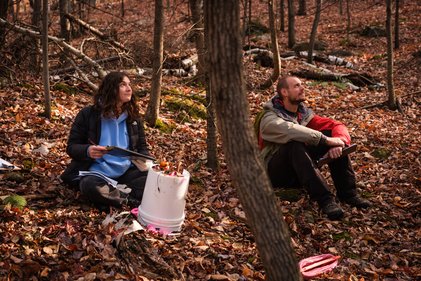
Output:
[260, 101, 323, 146]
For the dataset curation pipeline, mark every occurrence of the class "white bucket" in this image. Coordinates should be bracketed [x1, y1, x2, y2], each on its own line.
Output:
[138, 167, 190, 232]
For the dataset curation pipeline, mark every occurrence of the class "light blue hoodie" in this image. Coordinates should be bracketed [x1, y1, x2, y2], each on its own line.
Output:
[90, 112, 132, 178]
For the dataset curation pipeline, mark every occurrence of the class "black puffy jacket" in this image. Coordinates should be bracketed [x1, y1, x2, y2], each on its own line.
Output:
[61, 106, 150, 186]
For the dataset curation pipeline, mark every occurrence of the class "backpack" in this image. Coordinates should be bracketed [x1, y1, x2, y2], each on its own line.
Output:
[253, 110, 267, 150]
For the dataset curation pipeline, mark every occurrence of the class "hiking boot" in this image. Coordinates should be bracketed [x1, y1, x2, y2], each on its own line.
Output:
[341, 196, 371, 208]
[320, 200, 344, 220]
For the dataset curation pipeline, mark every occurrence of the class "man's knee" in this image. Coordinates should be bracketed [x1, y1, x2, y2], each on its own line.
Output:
[287, 141, 308, 154]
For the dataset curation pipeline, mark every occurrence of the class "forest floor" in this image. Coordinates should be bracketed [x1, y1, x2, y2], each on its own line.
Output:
[0, 0, 420, 280]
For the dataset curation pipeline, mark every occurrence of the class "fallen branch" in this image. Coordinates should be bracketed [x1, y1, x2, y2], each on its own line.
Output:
[64, 13, 128, 52]
[0, 18, 107, 79]
[68, 59, 98, 91]
[51, 56, 120, 75]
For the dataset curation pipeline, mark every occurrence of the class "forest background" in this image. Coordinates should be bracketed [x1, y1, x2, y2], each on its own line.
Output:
[0, 0, 420, 280]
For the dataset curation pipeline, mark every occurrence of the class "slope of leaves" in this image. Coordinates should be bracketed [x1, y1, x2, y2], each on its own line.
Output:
[0, 1, 420, 280]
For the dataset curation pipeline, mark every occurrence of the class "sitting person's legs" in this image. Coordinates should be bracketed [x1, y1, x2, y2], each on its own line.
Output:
[268, 141, 344, 219]
[268, 141, 334, 204]
[117, 166, 148, 201]
[80, 176, 126, 208]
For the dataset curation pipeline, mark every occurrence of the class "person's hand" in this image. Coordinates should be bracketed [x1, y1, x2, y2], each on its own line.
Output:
[324, 146, 343, 159]
[88, 145, 108, 159]
[132, 158, 149, 172]
[325, 137, 345, 148]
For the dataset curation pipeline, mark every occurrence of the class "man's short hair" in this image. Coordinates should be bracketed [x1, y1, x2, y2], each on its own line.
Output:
[277, 76, 293, 93]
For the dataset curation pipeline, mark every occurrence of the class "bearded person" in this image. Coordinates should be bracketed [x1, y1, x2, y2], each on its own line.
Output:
[257, 76, 371, 220]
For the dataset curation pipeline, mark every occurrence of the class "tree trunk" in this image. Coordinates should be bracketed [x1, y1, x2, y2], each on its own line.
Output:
[204, 1, 301, 280]
[280, 0, 285, 32]
[297, 0, 306, 16]
[307, 0, 321, 64]
[259, 0, 281, 89]
[346, 0, 351, 41]
[242, 0, 248, 42]
[386, 0, 397, 109]
[339, 0, 343, 15]
[287, 0, 295, 48]
[59, 0, 70, 41]
[0, 0, 9, 46]
[42, 0, 51, 119]
[31, 0, 41, 73]
[394, 0, 400, 49]
[145, 0, 164, 126]
[189, 0, 218, 169]
[121, 0, 125, 17]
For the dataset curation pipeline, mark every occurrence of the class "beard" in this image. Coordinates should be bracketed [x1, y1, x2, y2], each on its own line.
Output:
[288, 95, 305, 105]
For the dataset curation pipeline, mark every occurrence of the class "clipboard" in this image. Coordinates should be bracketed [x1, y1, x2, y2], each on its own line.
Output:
[316, 144, 357, 168]
[105, 146, 156, 161]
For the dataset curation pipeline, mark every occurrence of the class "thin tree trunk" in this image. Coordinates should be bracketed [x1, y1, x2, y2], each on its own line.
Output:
[297, 0, 306, 16]
[287, 0, 295, 48]
[59, 0, 70, 41]
[394, 0, 400, 49]
[308, 0, 322, 64]
[346, 0, 350, 41]
[280, 0, 285, 32]
[42, 0, 51, 119]
[259, 0, 281, 89]
[0, 0, 9, 46]
[386, 0, 397, 109]
[242, 0, 248, 43]
[31, 0, 41, 73]
[204, 1, 301, 280]
[339, 0, 343, 15]
[189, 0, 218, 169]
[121, 0, 125, 17]
[145, 0, 164, 126]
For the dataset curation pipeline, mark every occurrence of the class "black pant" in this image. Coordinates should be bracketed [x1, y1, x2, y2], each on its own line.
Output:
[267, 141, 357, 205]
[79, 166, 148, 208]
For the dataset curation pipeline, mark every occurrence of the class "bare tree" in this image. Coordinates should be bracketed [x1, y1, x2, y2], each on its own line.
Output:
[308, 0, 322, 64]
[145, 0, 164, 126]
[297, 0, 306, 16]
[385, 0, 397, 110]
[279, 0, 285, 32]
[0, 0, 9, 46]
[394, 0, 400, 49]
[59, 0, 70, 41]
[41, 0, 51, 119]
[204, 1, 301, 280]
[189, 0, 218, 169]
[259, 0, 281, 90]
[346, 0, 351, 41]
[31, 0, 41, 73]
[287, 0, 295, 48]
[338, 0, 343, 15]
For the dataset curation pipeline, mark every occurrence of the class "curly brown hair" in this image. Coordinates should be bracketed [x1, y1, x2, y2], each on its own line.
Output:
[93, 71, 140, 121]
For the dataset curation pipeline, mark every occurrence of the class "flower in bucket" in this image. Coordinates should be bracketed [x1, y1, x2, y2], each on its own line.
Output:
[153, 160, 184, 176]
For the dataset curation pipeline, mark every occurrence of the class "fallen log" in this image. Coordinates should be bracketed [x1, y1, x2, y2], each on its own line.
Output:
[291, 68, 383, 89]
[64, 13, 128, 52]
[0, 18, 107, 79]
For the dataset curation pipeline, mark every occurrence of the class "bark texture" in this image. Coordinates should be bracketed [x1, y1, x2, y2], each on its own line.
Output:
[204, 1, 301, 280]
[145, 0, 164, 126]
